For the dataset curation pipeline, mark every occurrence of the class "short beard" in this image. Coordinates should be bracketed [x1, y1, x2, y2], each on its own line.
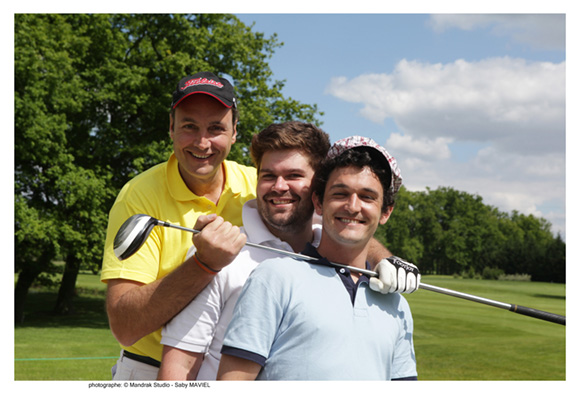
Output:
[258, 199, 314, 235]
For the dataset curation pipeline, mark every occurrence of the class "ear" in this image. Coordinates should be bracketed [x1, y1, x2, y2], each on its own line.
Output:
[231, 121, 238, 143]
[169, 114, 175, 139]
[379, 206, 394, 225]
[312, 192, 323, 216]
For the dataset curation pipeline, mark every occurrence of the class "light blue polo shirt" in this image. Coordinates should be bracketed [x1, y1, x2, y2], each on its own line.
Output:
[221, 244, 417, 380]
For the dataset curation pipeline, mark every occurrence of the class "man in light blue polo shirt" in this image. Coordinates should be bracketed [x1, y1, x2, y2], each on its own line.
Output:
[217, 136, 418, 381]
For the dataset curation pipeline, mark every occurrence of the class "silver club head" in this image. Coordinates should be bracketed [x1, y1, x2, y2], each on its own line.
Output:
[113, 214, 159, 260]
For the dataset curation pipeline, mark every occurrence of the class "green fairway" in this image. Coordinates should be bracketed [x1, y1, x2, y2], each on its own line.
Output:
[14, 273, 120, 381]
[14, 274, 565, 380]
[406, 276, 566, 380]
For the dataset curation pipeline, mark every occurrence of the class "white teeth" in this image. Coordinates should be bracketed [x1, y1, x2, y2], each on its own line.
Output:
[339, 218, 361, 224]
[191, 152, 210, 159]
[272, 199, 293, 205]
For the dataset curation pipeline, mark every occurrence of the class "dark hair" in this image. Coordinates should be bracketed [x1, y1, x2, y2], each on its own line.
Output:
[313, 147, 394, 212]
[250, 122, 330, 172]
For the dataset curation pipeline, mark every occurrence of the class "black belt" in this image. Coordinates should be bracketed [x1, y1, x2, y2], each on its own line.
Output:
[123, 350, 161, 368]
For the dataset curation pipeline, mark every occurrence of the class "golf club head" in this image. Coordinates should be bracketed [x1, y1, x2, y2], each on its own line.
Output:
[114, 214, 159, 260]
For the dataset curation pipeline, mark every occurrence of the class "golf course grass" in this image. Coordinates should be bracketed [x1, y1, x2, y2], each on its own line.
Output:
[14, 273, 565, 380]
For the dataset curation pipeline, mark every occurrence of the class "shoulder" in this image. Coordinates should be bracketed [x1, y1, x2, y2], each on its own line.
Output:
[117, 161, 167, 195]
[247, 257, 315, 290]
[224, 160, 257, 179]
[223, 160, 257, 196]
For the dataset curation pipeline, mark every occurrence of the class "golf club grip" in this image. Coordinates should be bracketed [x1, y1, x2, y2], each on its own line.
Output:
[509, 304, 566, 325]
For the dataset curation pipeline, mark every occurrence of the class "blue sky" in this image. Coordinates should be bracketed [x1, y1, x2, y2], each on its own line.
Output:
[233, 13, 567, 239]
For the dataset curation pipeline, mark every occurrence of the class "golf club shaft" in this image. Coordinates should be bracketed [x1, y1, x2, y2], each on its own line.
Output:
[158, 219, 565, 325]
[418, 283, 566, 325]
[157, 219, 378, 276]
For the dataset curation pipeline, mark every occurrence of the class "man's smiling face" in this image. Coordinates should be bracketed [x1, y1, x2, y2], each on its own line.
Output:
[256, 149, 316, 236]
[170, 94, 237, 189]
[315, 165, 392, 248]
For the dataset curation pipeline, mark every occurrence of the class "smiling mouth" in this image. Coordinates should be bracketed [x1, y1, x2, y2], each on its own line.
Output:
[189, 152, 211, 160]
[337, 217, 365, 224]
[270, 198, 296, 205]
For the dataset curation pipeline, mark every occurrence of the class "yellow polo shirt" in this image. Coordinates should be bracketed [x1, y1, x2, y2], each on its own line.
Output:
[101, 153, 257, 361]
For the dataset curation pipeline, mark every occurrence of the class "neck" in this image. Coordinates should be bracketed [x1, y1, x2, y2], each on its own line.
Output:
[270, 218, 314, 253]
[180, 164, 225, 205]
[316, 235, 370, 271]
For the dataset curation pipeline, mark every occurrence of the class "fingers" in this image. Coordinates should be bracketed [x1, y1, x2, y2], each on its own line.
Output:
[397, 267, 406, 293]
[369, 278, 384, 293]
[193, 214, 218, 231]
[371, 256, 421, 294]
[191, 215, 246, 272]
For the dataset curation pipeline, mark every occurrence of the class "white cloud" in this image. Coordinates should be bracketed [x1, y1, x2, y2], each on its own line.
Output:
[325, 57, 565, 155]
[427, 14, 565, 51]
[392, 144, 566, 236]
[386, 133, 452, 161]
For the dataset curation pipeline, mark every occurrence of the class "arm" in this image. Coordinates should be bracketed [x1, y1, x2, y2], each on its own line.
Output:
[106, 263, 212, 347]
[217, 354, 262, 380]
[106, 215, 247, 346]
[158, 346, 203, 380]
[367, 237, 392, 267]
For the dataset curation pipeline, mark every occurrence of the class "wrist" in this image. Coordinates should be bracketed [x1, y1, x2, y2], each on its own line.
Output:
[193, 253, 221, 275]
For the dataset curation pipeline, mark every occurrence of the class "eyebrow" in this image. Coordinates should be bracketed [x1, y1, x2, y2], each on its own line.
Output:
[259, 167, 307, 175]
[178, 116, 227, 126]
[328, 183, 380, 196]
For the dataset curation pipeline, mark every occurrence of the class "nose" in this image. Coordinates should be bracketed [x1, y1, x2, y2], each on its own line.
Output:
[192, 130, 211, 150]
[272, 176, 289, 192]
[345, 193, 361, 213]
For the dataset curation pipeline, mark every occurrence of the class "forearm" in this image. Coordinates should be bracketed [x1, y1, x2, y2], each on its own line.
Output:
[158, 346, 203, 380]
[217, 354, 261, 380]
[106, 256, 215, 347]
[367, 237, 392, 267]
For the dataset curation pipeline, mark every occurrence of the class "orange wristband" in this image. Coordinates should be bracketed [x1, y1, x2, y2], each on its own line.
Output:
[193, 254, 220, 275]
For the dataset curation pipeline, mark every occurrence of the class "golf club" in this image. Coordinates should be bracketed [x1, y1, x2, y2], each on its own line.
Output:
[114, 214, 566, 326]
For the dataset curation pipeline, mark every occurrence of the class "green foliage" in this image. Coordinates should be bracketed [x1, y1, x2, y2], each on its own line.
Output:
[377, 186, 565, 283]
[482, 266, 505, 280]
[14, 13, 322, 317]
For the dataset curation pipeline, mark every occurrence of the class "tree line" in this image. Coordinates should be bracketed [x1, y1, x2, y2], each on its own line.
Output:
[14, 14, 565, 323]
[375, 186, 565, 283]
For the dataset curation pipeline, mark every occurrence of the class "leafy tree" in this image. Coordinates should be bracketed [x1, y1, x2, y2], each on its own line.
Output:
[379, 186, 564, 283]
[14, 14, 322, 322]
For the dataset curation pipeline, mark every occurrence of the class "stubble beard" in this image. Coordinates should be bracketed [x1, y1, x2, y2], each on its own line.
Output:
[258, 196, 314, 236]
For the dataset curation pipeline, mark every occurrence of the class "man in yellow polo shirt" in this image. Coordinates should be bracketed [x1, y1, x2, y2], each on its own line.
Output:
[101, 71, 257, 380]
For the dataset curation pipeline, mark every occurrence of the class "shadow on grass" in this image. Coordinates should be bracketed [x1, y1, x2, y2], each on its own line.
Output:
[16, 290, 110, 330]
[533, 294, 566, 301]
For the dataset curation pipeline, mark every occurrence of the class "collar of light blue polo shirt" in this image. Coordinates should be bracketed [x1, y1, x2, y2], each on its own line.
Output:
[166, 153, 243, 202]
[302, 243, 371, 304]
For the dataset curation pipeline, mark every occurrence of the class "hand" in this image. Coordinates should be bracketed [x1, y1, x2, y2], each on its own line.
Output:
[369, 256, 421, 294]
[191, 214, 247, 272]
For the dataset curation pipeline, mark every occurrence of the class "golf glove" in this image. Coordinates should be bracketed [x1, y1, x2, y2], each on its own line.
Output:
[369, 256, 421, 294]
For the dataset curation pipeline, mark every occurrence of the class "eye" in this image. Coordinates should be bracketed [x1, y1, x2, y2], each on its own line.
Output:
[181, 123, 196, 131]
[208, 125, 227, 134]
[259, 173, 276, 181]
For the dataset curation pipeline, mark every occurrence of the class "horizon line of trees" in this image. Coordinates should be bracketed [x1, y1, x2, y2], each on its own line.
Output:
[375, 186, 565, 284]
